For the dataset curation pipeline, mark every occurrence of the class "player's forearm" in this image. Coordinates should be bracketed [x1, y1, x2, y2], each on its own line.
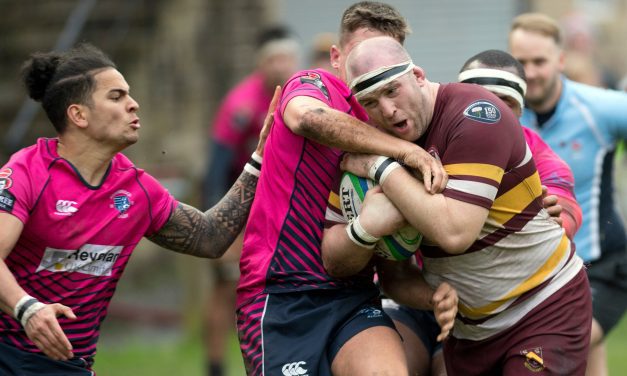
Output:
[378, 260, 435, 310]
[380, 169, 484, 254]
[321, 225, 374, 277]
[148, 170, 257, 258]
[558, 195, 583, 240]
[0, 260, 30, 317]
[297, 106, 419, 159]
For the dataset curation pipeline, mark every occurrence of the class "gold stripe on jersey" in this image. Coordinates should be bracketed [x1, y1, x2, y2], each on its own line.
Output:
[445, 163, 504, 183]
[328, 191, 340, 210]
[488, 171, 542, 226]
[457, 233, 570, 318]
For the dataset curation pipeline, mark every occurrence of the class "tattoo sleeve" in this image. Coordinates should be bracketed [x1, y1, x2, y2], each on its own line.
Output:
[147, 171, 257, 258]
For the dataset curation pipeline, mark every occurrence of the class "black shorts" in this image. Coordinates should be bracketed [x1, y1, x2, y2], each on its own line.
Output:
[237, 287, 396, 376]
[382, 299, 442, 356]
[586, 251, 627, 334]
[0, 341, 93, 376]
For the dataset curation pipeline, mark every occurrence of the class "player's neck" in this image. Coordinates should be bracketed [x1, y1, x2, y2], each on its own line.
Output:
[57, 136, 115, 186]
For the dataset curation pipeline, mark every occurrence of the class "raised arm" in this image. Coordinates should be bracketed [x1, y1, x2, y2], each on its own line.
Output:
[147, 170, 257, 258]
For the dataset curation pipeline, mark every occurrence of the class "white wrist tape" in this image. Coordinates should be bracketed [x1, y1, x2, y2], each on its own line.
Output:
[346, 216, 380, 249]
[244, 152, 263, 177]
[368, 156, 401, 185]
[251, 151, 262, 164]
[13, 295, 35, 320]
[14, 295, 46, 327]
[21, 302, 46, 327]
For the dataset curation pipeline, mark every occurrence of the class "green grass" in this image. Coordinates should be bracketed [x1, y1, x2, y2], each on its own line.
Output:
[606, 314, 627, 375]
[93, 315, 627, 375]
[93, 332, 245, 376]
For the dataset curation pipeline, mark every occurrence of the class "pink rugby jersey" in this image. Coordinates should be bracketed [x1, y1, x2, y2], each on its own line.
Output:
[237, 70, 369, 307]
[0, 138, 176, 358]
[212, 72, 273, 177]
[523, 127, 582, 238]
[523, 127, 575, 201]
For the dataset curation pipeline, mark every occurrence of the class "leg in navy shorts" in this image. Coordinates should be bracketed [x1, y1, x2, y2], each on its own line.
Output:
[237, 286, 396, 376]
[383, 298, 443, 375]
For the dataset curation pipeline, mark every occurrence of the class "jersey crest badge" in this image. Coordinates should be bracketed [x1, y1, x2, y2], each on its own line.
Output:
[521, 347, 545, 372]
[110, 190, 133, 218]
[463, 100, 501, 124]
[300, 72, 329, 100]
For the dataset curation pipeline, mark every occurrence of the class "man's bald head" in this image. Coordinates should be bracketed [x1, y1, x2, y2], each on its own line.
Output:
[345, 36, 414, 100]
[346, 36, 410, 81]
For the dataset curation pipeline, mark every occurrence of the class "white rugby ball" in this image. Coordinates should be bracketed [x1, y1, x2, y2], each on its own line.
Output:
[339, 172, 422, 261]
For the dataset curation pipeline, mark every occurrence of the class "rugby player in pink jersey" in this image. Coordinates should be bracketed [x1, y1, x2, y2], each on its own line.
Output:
[200, 25, 299, 376]
[0, 43, 275, 375]
[235, 2, 454, 376]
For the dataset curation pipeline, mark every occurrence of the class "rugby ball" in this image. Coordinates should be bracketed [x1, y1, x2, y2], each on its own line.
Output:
[339, 172, 422, 261]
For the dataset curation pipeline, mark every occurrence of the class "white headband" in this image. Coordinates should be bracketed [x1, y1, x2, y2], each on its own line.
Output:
[349, 60, 415, 99]
[458, 68, 527, 109]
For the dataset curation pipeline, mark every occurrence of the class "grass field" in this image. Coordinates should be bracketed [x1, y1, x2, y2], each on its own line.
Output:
[94, 314, 627, 375]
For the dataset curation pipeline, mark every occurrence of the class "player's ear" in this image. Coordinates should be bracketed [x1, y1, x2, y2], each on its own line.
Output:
[557, 49, 566, 72]
[330, 45, 341, 70]
[67, 104, 89, 129]
[412, 66, 426, 83]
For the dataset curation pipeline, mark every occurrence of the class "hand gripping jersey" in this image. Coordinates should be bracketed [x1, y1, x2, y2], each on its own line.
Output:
[521, 77, 627, 262]
[0, 138, 177, 358]
[418, 84, 583, 341]
[236, 70, 371, 307]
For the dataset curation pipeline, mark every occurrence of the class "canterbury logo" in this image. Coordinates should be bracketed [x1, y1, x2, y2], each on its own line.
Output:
[55, 200, 78, 215]
[281, 361, 308, 376]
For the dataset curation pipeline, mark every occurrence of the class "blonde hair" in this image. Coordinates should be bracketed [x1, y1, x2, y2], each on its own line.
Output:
[511, 13, 562, 45]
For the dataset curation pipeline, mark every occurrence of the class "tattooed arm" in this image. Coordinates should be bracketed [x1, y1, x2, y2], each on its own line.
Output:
[147, 85, 280, 258]
[146, 170, 257, 258]
[282, 95, 447, 193]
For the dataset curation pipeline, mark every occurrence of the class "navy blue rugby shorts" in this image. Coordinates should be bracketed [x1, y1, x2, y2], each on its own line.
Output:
[0, 341, 93, 376]
[237, 286, 396, 376]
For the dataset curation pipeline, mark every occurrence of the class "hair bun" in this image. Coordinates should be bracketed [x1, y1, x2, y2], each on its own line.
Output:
[21, 52, 63, 101]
